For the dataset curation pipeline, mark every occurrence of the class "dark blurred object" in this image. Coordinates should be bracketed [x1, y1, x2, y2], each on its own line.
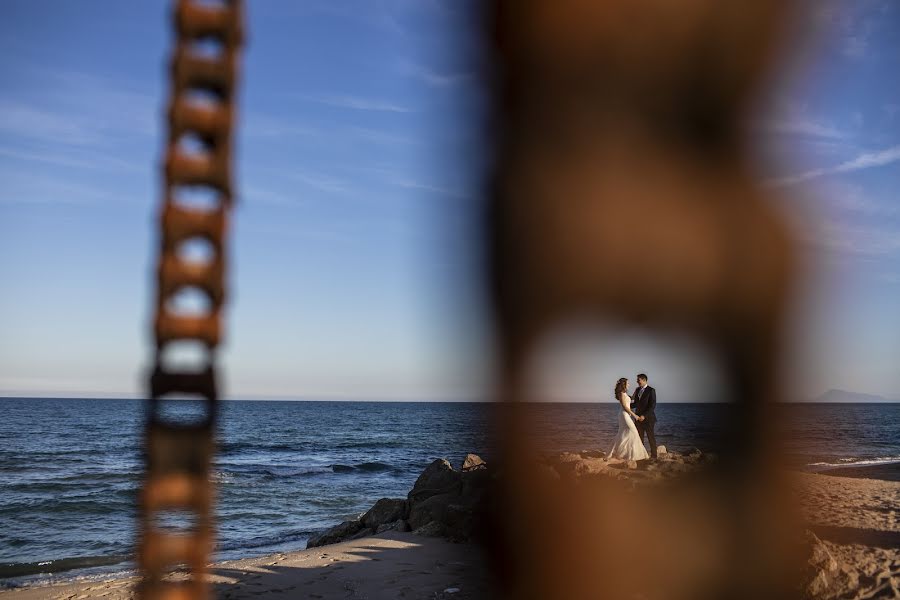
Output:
[138, 1, 244, 598]
[482, 1, 805, 598]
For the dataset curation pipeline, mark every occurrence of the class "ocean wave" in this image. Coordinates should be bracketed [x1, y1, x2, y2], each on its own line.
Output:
[331, 461, 393, 473]
[807, 455, 900, 468]
[219, 441, 307, 455]
[215, 461, 398, 479]
[264, 466, 335, 477]
[215, 529, 318, 553]
[0, 554, 128, 579]
[2, 496, 134, 516]
[332, 440, 408, 450]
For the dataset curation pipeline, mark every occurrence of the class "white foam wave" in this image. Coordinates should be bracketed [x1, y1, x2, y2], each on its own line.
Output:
[807, 455, 900, 468]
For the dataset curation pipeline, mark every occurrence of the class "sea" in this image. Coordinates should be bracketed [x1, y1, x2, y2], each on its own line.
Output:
[1, 398, 897, 587]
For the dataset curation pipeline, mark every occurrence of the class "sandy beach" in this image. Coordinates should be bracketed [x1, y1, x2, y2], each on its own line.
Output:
[0, 531, 490, 600]
[793, 470, 900, 599]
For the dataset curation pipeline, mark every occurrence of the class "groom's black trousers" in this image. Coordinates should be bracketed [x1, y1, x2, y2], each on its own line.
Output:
[636, 418, 657, 458]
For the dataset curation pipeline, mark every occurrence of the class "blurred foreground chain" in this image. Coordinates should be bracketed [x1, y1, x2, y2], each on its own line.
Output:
[138, 1, 243, 598]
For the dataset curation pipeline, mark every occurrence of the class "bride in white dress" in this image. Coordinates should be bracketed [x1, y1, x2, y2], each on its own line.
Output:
[608, 377, 650, 461]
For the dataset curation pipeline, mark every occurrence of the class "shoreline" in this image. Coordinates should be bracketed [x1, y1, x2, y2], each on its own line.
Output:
[810, 461, 900, 482]
[2, 468, 897, 599]
[0, 531, 489, 600]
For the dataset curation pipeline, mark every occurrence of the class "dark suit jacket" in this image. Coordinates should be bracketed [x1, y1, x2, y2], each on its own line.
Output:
[632, 385, 657, 422]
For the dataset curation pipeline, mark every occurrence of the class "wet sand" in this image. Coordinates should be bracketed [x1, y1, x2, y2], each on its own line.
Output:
[816, 462, 900, 483]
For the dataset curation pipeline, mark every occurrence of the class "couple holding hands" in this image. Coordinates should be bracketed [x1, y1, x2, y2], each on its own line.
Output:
[608, 373, 658, 461]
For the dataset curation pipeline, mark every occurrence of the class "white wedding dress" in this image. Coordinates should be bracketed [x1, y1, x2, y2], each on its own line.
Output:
[608, 393, 650, 461]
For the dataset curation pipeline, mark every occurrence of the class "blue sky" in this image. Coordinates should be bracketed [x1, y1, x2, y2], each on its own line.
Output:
[0, 1, 897, 401]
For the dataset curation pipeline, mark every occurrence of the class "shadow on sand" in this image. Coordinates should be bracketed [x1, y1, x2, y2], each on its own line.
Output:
[205, 532, 490, 600]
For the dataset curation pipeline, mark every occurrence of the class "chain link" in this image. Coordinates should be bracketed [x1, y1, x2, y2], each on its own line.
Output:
[138, 1, 243, 598]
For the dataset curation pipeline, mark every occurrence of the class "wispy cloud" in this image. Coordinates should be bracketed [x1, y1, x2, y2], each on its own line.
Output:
[765, 145, 900, 187]
[402, 62, 473, 88]
[805, 219, 900, 258]
[824, 183, 900, 218]
[0, 171, 124, 206]
[285, 169, 352, 195]
[752, 115, 844, 141]
[242, 112, 319, 139]
[297, 93, 412, 113]
[389, 178, 467, 198]
[811, 0, 888, 60]
[0, 68, 157, 152]
[0, 144, 143, 172]
[0, 100, 103, 146]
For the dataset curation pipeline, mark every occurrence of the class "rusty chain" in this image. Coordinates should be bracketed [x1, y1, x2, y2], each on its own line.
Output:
[138, 1, 243, 598]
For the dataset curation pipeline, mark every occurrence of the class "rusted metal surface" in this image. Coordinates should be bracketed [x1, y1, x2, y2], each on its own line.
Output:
[482, 1, 804, 598]
[138, 1, 243, 598]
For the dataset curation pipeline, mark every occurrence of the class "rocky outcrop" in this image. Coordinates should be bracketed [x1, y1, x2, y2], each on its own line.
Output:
[306, 519, 366, 548]
[307, 447, 716, 549]
[362, 498, 406, 530]
[307, 454, 491, 549]
[542, 447, 716, 487]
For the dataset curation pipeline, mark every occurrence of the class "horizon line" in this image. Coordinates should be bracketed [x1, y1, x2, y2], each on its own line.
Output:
[1, 395, 898, 404]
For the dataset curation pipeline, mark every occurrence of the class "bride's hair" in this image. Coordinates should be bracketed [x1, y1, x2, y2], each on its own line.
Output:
[614, 377, 628, 401]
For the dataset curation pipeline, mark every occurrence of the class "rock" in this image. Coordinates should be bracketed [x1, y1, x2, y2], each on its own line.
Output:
[535, 463, 561, 481]
[656, 445, 667, 456]
[408, 459, 461, 504]
[557, 452, 582, 463]
[307, 519, 364, 548]
[362, 498, 407, 529]
[460, 468, 490, 507]
[375, 519, 410, 534]
[806, 569, 829, 597]
[803, 530, 839, 597]
[461, 453, 487, 471]
[412, 520, 445, 537]
[580, 450, 605, 459]
[807, 531, 838, 572]
[348, 526, 375, 541]
[409, 493, 460, 531]
[574, 458, 610, 476]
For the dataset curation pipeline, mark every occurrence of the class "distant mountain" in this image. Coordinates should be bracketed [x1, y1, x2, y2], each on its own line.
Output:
[812, 389, 898, 403]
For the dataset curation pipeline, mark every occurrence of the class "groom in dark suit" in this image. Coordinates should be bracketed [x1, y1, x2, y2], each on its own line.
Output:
[632, 373, 658, 459]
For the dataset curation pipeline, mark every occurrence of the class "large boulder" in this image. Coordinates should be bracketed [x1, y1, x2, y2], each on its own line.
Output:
[307, 519, 364, 548]
[376, 519, 411, 534]
[409, 493, 460, 531]
[308, 454, 491, 549]
[406, 458, 490, 542]
[460, 467, 490, 504]
[408, 458, 461, 504]
[362, 498, 407, 529]
[412, 520, 445, 537]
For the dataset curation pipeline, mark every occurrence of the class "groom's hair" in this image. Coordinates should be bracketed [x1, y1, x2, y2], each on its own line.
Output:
[637, 373, 648, 382]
